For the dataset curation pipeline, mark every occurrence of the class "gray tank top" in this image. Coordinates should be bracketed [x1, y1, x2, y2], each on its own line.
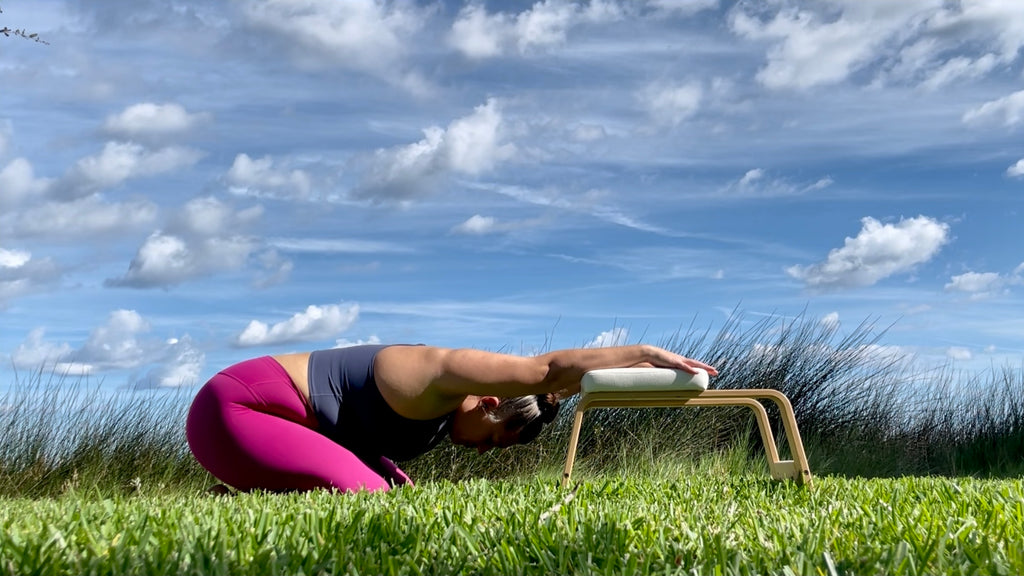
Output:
[307, 345, 453, 462]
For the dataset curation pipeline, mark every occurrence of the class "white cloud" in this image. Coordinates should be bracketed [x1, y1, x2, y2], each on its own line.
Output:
[731, 3, 921, 90]
[175, 195, 262, 237]
[0, 249, 60, 308]
[239, 0, 425, 90]
[963, 90, 1024, 128]
[76, 309, 152, 369]
[449, 4, 510, 59]
[226, 153, 312, 200]
[11, 327, 74, 370]
[640, 81, 703, 126]
[821, 311, 840, 329]
[946, 346, 972, 361]
[4, 195, 158, 239]
[107, 231, 257, 288]
[356, 99, 515, 201]
[731, 1, 1024, 91]
[0, 157, 51, 206]
[945, 271, 1003, 298]
[738, 168, 763, 187]
[12, 312, 202, 380]
[585, 327, 630, 348]
[722, 169, 831, 198]
[58, 141, 202, 198]
[334, 335, 382, 348]
[236, 303, 360, 347]
[945, 267, 1024, 300]
[106, 196, 267, 288]
[647, 0, 717, 16]
[787, 216, 950, 291]
[0, 248, 31, 269]
[104, 102, 208, 142]
[451, 215, 497, 235]
[143, 336, 205, 387]
[449, 1, 624, 59]
[514, 0, 577, 53]
[1007, 159, 1024, 177]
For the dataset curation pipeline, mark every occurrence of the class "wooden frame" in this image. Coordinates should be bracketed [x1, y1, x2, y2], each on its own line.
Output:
[561, 388, 813, 487]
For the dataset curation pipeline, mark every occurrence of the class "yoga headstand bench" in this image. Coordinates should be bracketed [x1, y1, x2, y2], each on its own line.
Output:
[561, 368, 813, 487]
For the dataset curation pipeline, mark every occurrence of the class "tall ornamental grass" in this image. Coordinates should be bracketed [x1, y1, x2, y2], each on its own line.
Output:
[0, 366, 207, 497]
[1, 311, 1022, 496]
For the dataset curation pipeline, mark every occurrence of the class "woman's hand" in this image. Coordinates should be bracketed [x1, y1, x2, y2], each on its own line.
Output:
[639, 345, 719, 376]
[377, 455, 414, 488]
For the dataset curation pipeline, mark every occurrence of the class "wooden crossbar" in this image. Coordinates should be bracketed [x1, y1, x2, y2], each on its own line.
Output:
[561, 388, 813, 487]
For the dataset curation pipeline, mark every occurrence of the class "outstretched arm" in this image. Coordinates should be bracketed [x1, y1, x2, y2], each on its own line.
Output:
[375, 344, 718, 404]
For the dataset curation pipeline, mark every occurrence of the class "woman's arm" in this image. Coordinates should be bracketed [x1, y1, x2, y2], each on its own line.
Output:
[376, 344, 718, 403]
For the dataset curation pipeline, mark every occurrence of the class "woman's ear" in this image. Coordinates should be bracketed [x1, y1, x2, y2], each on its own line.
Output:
[479, 396, 500, 412]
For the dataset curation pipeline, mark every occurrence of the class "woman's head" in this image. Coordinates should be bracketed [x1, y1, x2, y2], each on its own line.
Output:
[449, 393, 561, 454]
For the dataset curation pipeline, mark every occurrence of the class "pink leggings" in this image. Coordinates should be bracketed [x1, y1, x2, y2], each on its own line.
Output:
[186, 356, 407, 493]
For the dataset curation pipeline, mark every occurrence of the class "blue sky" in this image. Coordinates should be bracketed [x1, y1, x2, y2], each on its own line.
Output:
[1, 0, 1022, 390]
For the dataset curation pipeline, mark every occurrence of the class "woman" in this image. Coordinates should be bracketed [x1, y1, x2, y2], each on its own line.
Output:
[186, 343, 718, 493]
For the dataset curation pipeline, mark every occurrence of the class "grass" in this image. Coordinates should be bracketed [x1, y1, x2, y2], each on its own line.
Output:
[2, 310, 1023, 574]
[2, 472, 1022, 575]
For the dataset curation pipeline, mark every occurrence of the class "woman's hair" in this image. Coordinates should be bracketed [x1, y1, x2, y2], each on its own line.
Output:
[489, 393, 561, 445]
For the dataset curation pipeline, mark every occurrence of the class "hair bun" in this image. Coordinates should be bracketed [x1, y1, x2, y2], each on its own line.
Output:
[536, 393, 560, 424]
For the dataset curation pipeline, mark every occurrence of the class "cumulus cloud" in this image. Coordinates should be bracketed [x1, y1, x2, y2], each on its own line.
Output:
[449, 1, 624, 59]
[0, 157, 52, 206]
[1007, 159, 1024, 177]
[731, 1, 1024, 90]
[11, 327, 75, 370]
[142, 336, 205, 388]
[3, 195, 158, 239]
[787, 216, 950, 291]
[240, 0, 427, 90]
[334, 335, 382, 348]
[236, 303, 360, 347]
[0, 248, 61, 308]
[11, 311, 203, 384]
[56, 141, 202, 199]
[107, 231, 257, 288]
[585, 327, 630, 348]
[640, 80, 703, 126]
[355, 99, 515, 201]
[946, 347, 972, 361]
[945, 266, 1023, 300]
[104, 102, 208, 143]
[226, 153, 313, 200]
[821, 311, 840, 329]
[963, 90, 1024, 128]
[106, 196, 267, 288]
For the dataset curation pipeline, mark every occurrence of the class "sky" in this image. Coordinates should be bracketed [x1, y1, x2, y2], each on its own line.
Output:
[1, 0, 1022, 392]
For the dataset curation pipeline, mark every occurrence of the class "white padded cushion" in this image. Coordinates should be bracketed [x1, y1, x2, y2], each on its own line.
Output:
[581, 367, 709, 394]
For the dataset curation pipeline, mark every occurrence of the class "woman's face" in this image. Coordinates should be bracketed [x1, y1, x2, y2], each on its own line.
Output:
[449, 396, 518, 454]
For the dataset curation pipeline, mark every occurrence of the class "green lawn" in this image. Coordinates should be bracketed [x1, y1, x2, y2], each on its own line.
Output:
[2, 473, 1022, 575]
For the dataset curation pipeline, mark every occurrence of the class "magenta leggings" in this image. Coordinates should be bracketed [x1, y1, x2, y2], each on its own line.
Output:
[186, 356, 407, 493]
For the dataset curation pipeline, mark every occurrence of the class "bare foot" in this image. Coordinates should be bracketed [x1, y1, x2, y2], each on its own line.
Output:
[206, 483, 233, 496]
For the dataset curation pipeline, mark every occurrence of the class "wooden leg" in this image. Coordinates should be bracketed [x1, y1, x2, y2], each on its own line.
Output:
[561, 406, 586, 488]
[765, 393, 813, 487]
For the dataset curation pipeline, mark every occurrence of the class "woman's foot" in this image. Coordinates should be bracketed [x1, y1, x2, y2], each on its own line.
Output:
[206, 483, 233, 496]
